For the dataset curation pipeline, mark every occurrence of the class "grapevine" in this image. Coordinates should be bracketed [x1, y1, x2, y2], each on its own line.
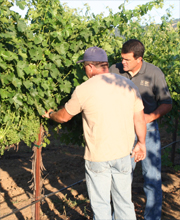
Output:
[0, 0, 179, 155]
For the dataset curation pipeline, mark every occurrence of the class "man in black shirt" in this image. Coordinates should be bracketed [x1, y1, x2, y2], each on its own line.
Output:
[110, 39, 172, 220]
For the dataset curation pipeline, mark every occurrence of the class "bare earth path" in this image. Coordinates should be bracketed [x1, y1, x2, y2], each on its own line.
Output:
[0, 127, 180, 220]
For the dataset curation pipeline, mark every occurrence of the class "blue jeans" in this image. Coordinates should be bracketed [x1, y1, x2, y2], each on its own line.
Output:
[85, 155, 136, 220]
[131, 121, 162, 220]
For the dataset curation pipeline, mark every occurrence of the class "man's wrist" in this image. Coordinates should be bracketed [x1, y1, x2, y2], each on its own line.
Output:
[49, 111, 54, 118]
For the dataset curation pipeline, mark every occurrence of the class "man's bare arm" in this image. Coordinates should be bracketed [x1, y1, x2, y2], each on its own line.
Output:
[132, 109, 147, 162]
[145, 103, 172, 124]
[42, 108, 73, 123]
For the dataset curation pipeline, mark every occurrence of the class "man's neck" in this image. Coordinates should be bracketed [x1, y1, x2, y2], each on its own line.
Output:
[129, 68, 140, 77]
[128, 62, 143, 77]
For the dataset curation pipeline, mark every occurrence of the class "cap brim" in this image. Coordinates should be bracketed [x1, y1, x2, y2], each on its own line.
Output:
[76, 60, 84, 63]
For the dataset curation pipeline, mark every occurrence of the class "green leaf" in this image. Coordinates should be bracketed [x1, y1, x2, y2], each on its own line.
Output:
[0, 51, 17, 61]
[12, 94, 23, 106]
[16, 61, 27, 78]
[0, 74, 13, 85]
[49, 53, 61, 67]
[60, 80, 71, 93]
[83, 75, 88, 81]
[43, 97, 56, 109]
[32, 77, 41, 85]
[71, 53, 79, 64]
[23, 80, 33, 89]
[34, 35, 43, 44]
[41, 81, 49, 90]
[64, 59, 72, 67]
[73, 78, 80, 87]
[34, 100, 45, 115]
[24, 66, 32, 75]
[26, 30, 33, 40]
[0, 61, 7, 70]
[16, 0, 26, 10]
[42, 70, 49, 77]
[37, 87, 45, 97]
[27, 94, 34, 105]
[55, 93, 61, 103]
[52, 42, 69, 55]
[49, 54, 59, 61]
[29, 47, 43, 61]
[37, 106, 45, 115]
[3, 114, 11, 123]
[50, 67, 59, 79]
[42, 40, 48, 47]
[12, 76, 22, 88]
[18, 49, 27, 60]
[30, 89, 38, 97]
[16, 67, 24, 78]
[17, 20, 27, 32]
[0, 89, 10, 99]
[80, 30, 90, 39]
[54, 59, 61, 67]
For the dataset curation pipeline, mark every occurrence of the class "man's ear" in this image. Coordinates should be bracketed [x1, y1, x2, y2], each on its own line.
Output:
[137, 57, 142, 63]
[88, 64, 94, 72]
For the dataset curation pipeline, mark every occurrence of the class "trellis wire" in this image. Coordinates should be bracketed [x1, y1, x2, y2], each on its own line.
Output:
[161, 140, 180, 150]
[0, 179, 85, 219]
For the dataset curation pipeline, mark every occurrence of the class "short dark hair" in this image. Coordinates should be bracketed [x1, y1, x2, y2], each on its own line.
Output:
[122, 39, 145, 59]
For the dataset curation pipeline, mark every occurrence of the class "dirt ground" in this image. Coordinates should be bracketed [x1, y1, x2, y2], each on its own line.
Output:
[0, 126, 180, 220]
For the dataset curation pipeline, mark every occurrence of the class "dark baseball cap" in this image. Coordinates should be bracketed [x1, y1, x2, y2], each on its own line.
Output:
[77, 46, 108, 63]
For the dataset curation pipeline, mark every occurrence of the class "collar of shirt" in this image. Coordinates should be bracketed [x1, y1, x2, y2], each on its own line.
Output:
[128, 68, 141, 77]
[128, 60, 146, 78]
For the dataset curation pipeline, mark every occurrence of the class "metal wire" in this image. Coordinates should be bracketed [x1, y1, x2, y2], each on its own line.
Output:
[0, 179, 86, 220]
[161, 140, 180, 150]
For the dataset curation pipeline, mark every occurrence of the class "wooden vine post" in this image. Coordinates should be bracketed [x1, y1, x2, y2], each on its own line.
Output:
[32, 124, 44, 220]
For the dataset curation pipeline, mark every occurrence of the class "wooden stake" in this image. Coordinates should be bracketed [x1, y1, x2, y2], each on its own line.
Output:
[35, 125, 43, 220]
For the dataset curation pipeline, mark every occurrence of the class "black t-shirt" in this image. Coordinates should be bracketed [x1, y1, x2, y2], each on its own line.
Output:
[109, 61, 172, 114]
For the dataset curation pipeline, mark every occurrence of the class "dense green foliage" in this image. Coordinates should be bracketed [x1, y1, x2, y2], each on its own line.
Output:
[0, 0, 179, 155]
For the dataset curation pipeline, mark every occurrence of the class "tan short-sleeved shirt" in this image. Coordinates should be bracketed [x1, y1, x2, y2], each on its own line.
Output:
[65, 73, 144, 162]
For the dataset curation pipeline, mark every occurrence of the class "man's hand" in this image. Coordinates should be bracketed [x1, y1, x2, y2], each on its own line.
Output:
[144, 113, 153, 124]
[42, 109, 54, 119]
[133, 109, 146, 162]
[131, 141, 146, 162]
[144, 103, 172, 124]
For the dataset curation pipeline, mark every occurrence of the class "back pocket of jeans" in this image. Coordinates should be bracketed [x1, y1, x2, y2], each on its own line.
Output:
[85, 160, 109, 173]
[118, 155, 131, 174]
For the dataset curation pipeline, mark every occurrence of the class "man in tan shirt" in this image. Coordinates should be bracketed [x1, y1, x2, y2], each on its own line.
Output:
[43, 46, 146, 220]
